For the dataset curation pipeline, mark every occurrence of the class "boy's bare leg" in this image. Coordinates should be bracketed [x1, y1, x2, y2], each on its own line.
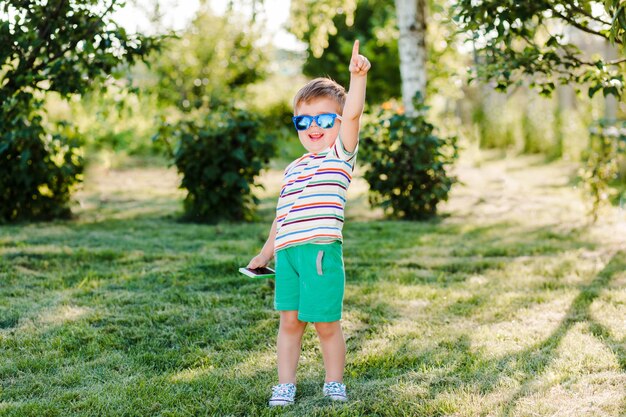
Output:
[314, 321, 346, 383]
[277, 310, 308, 384]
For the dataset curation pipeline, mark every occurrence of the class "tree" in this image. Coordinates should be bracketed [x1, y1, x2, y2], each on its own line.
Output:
[0, 0, 159, 222]
[1, 1, 159, 111]
[146, 5, 267, 111]
[289, 0, 402, 102]
[452, 0, 626, 221]
[290, 0, 428, 111]
[395, 0, 427, 114]
[451, 0, 626, 98]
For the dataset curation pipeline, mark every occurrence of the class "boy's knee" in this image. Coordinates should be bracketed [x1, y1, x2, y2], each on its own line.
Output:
[280, 311, 306, 334]
[314, 321, 341, 339]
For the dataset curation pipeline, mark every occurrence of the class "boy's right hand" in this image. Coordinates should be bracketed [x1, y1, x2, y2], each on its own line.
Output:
[247, 253, 271, 269]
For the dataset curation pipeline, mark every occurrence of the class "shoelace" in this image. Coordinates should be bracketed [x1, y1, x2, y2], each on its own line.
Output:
[272, 384, 295, 398]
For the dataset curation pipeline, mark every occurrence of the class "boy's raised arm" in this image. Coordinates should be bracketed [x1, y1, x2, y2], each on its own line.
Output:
[340, 40, 371, 154]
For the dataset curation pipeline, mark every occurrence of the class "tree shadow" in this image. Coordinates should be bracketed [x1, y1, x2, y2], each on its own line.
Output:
[333, 251, 624, 416]
[344, 220, 595, 290]
[495, 250, 625, 415]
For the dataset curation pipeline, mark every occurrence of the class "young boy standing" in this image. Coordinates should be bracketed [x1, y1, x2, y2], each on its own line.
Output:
[247, 40, 370, 406]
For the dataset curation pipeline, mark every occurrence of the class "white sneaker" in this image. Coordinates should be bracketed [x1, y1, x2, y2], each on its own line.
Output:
[268, 383, 296, 406]
[323, 381, 347, 401]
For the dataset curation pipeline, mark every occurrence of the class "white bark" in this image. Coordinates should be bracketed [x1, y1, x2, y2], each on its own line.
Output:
[394, 0, 427, 114]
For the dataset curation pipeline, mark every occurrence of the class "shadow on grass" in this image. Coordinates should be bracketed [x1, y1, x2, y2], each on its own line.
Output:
[323, 219, 621, 414]
[496, 250, 626, 416]
[333, 250, 623, 415]
[344, 220, 595, 288]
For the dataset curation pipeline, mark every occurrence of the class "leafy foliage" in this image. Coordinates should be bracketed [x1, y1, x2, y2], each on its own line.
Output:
[451, 0, 626, 98]
[0, 1, 158, 101]
[63, 84, 167, 157]
[579, 120, 626, 222]
[147, 6, 267, 111]
[154, 107, 276, 223]
[0, 117, 83, 223]
[290, 0, 401, 101]
[289, 0, 358, 58]
[361, 94, 459, 220]
[0, 0, 159, 222]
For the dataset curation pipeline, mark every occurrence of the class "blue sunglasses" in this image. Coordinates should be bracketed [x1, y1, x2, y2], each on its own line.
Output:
[292, 113, 342, 131]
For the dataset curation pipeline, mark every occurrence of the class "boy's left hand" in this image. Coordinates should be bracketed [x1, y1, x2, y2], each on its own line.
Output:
[348, 40, 371, 77]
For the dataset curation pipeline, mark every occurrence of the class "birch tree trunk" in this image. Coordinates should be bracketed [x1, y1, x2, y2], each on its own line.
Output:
[394, 0, 427, 114]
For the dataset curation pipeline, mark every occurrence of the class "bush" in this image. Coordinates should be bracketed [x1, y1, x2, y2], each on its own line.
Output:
[155, 107, 276, 223]
[0, 117, 84, 223]
[361, 94, 459, 220]
[1, 0, 158, 223]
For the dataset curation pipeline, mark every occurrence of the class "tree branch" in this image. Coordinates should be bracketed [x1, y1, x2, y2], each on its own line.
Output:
[607, 57, 626, 65]
[549, 7, 620, 43]
[562, 3, 612, 27]
[5, 0, 120, 98]
[562, 51, 626, 67]
[4, 0, 68, 94]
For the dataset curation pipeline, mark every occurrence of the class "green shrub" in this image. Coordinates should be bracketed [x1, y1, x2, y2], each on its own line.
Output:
[0, 117, 84, 223]
[1, 0, 158, 223]
[154, 107, 276, 223]
[361, 94, 459, 220]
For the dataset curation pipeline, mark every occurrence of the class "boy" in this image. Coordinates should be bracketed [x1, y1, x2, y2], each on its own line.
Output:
[247, 40, 370, 406]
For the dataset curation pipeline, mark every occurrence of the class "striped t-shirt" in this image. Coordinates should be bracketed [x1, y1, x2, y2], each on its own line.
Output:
[274, 136, 358, 252]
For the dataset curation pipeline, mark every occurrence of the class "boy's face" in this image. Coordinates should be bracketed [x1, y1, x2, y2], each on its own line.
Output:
[294, 97, 342, 154]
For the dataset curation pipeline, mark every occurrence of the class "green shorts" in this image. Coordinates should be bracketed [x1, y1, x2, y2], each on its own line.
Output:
[274, 241, 345, 322]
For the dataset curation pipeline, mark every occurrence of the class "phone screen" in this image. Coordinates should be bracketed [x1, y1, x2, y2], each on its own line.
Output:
[247, 267, 275, 275]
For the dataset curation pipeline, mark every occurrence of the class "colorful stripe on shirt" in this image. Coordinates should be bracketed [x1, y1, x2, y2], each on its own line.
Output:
[274, 137, 358, 252]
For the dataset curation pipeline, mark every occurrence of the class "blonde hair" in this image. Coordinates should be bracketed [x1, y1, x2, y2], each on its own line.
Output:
[293, 77, 346, 114]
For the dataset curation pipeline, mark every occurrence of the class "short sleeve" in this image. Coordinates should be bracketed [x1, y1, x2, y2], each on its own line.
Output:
[332, 135, 358, 163]
[283, 159, 297, 177]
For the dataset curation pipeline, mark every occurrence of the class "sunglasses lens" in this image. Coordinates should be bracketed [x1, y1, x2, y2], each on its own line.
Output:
[294, 116, 311, 131]
[317, 114, 335, 129]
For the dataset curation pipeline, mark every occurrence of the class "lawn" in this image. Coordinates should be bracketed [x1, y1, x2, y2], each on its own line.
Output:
[1, 153, 625, 416]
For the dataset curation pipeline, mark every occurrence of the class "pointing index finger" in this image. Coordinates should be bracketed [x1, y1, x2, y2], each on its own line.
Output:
[352, 39, 359, 59]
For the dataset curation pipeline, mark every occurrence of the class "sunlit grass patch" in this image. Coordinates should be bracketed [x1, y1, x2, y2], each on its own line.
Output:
[512, 379, 625, 417]
[37, 305, 93, 326]
[470, 295, 576, 357]
[509, 322, 625, 416]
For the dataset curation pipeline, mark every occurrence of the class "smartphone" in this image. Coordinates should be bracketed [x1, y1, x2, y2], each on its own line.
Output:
[239, 266, 276, 279]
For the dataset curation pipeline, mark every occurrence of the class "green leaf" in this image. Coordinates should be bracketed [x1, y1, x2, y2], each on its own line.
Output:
[588, 84, 602, 98]
[546, 35, 559, 47]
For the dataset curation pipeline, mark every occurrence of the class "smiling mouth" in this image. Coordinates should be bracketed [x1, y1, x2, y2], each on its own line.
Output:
[308, 132, 324, 141]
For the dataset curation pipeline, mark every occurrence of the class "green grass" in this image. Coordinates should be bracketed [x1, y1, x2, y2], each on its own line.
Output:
[1, 156, 625, 416]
